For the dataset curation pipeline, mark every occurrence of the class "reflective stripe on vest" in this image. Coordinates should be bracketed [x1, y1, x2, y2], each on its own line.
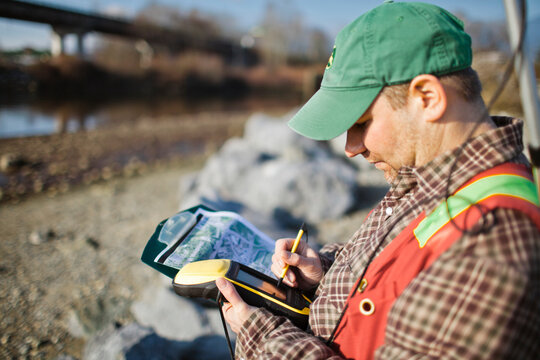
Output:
[414, 171, 540, 248]
[330, 163, 540, 360]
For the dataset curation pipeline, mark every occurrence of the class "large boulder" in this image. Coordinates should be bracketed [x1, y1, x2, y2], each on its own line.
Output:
[181, 112, 367, 227]
[130, 276, 229, 341]
[83, 276, 236, 360]
[328, 133, 387, 186]
[82, 322, 232, 360]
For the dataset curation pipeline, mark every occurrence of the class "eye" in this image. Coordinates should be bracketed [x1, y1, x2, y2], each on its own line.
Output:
[353, 119, 369, 130]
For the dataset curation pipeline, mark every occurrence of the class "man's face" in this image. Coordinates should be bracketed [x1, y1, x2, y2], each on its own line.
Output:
[345, 93, 418, 184]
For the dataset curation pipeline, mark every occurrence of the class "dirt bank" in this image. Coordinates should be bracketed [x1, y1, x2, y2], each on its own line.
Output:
[0, 110, 253, 204]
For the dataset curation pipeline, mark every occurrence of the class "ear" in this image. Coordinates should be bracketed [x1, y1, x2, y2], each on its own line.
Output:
[408, 74, 447, 122]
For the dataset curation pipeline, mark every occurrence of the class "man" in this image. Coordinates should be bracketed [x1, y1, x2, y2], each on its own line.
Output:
[216, 1, 540, 359]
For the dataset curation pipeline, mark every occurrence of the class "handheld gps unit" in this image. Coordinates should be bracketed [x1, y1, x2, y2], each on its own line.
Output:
[173, 259, 311, 329]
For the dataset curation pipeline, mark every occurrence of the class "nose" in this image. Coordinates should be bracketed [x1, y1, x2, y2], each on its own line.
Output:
[345, 128, 366, 158]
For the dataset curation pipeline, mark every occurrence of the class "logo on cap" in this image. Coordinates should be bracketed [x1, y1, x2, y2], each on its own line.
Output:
[326, 46, 336, 69]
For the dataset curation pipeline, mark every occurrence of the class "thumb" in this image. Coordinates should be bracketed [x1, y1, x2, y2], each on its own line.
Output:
[216, 278, 244, 306]
[283, 251, 308, 269]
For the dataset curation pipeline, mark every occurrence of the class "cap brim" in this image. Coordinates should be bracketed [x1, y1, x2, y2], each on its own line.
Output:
[288, 85, 383, 141]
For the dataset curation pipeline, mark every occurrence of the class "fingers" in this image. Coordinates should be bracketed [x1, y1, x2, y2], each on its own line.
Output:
[275, 237, 307, 254]
[283, 251, 303, 266]
[273, 238, 306, 266]
[272, 237, 308, 286]
[272, 245, 305, 270]
[216, 277, 244, 307]
[272, 238, 290, 280]
[215, 278, 257, 334]
[221, 301, 233, 315]
[272, 237, 324, 291]
[271, 262, 297, 287]
[274, 238, 294, 254]
[271, 252, 295, 286]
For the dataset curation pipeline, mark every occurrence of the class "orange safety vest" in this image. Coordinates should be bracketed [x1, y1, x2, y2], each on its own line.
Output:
[331, 163, 540, 359]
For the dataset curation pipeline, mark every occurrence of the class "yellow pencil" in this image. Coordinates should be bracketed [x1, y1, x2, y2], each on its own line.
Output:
[276, 223, 306, 288]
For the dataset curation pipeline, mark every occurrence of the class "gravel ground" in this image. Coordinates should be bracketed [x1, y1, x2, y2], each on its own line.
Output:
[0, 160, 207, 359]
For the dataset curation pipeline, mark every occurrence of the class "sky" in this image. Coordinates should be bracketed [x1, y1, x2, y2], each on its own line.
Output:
[1, 0, 539, 51]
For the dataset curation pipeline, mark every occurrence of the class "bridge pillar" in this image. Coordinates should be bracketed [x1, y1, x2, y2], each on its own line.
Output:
[76, 31, 86, 58]
[51, 27, 66, 57]
[51, 26, 87, 58]
[135, 40, 154, 69]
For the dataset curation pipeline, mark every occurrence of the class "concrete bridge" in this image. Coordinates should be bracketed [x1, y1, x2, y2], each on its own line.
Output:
[0, 0, 255, 64]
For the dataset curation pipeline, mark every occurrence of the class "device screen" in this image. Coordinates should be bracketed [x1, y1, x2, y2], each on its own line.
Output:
[236, 269, 287, 300]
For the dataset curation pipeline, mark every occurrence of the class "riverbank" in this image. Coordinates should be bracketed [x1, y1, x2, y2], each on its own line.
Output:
[0, 104, 299, 204]
[0, 113, 244, 204]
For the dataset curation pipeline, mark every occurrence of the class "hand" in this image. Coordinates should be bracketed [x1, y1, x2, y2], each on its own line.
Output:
[272, 237, 323, 290]
[216, 277, 257, 334]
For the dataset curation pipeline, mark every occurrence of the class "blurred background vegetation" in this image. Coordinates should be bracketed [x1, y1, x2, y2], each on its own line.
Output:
[0, 2, 332, 106]
[1, 2, 537, 111]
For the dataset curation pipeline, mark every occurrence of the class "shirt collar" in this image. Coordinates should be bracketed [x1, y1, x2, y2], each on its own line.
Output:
[391, 116, 526, 214]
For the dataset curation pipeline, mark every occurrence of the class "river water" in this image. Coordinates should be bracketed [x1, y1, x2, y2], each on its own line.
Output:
[0, 106, 99, 138]
[0, 97, 300, 139]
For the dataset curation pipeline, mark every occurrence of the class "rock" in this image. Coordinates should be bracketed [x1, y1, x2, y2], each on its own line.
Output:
[55, 355, 77, 360]
[66, 310, 87, 339]
[82, 323, 232, 360]
[85, 237, 100, 250]
[0, 153, 30, 173]
[82, 323, 177, 360]
[29, 229, 56, 245]
[65, 291, 133, 339]
[180, 113, 364, 227]
[0, 173, 8, 187]
[33, 178, 44, 193]
[178, 334, 234, 360]
[18, 342, 30, 356]
[243, 112, 331, 160]
[329, 133, 387, 187]
[24, 335, 40, 349]
[131, 277, 230, 342]
[29, 231, 44, 245]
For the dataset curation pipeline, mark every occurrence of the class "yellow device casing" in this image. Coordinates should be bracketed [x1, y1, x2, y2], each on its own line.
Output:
[173, 259, 311, 329]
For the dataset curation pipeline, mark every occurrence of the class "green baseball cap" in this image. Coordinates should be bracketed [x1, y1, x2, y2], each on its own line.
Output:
[288, 1, 472, 140]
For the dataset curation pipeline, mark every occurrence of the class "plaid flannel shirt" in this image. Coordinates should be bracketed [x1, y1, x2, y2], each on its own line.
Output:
[235, 117, 540, 359]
